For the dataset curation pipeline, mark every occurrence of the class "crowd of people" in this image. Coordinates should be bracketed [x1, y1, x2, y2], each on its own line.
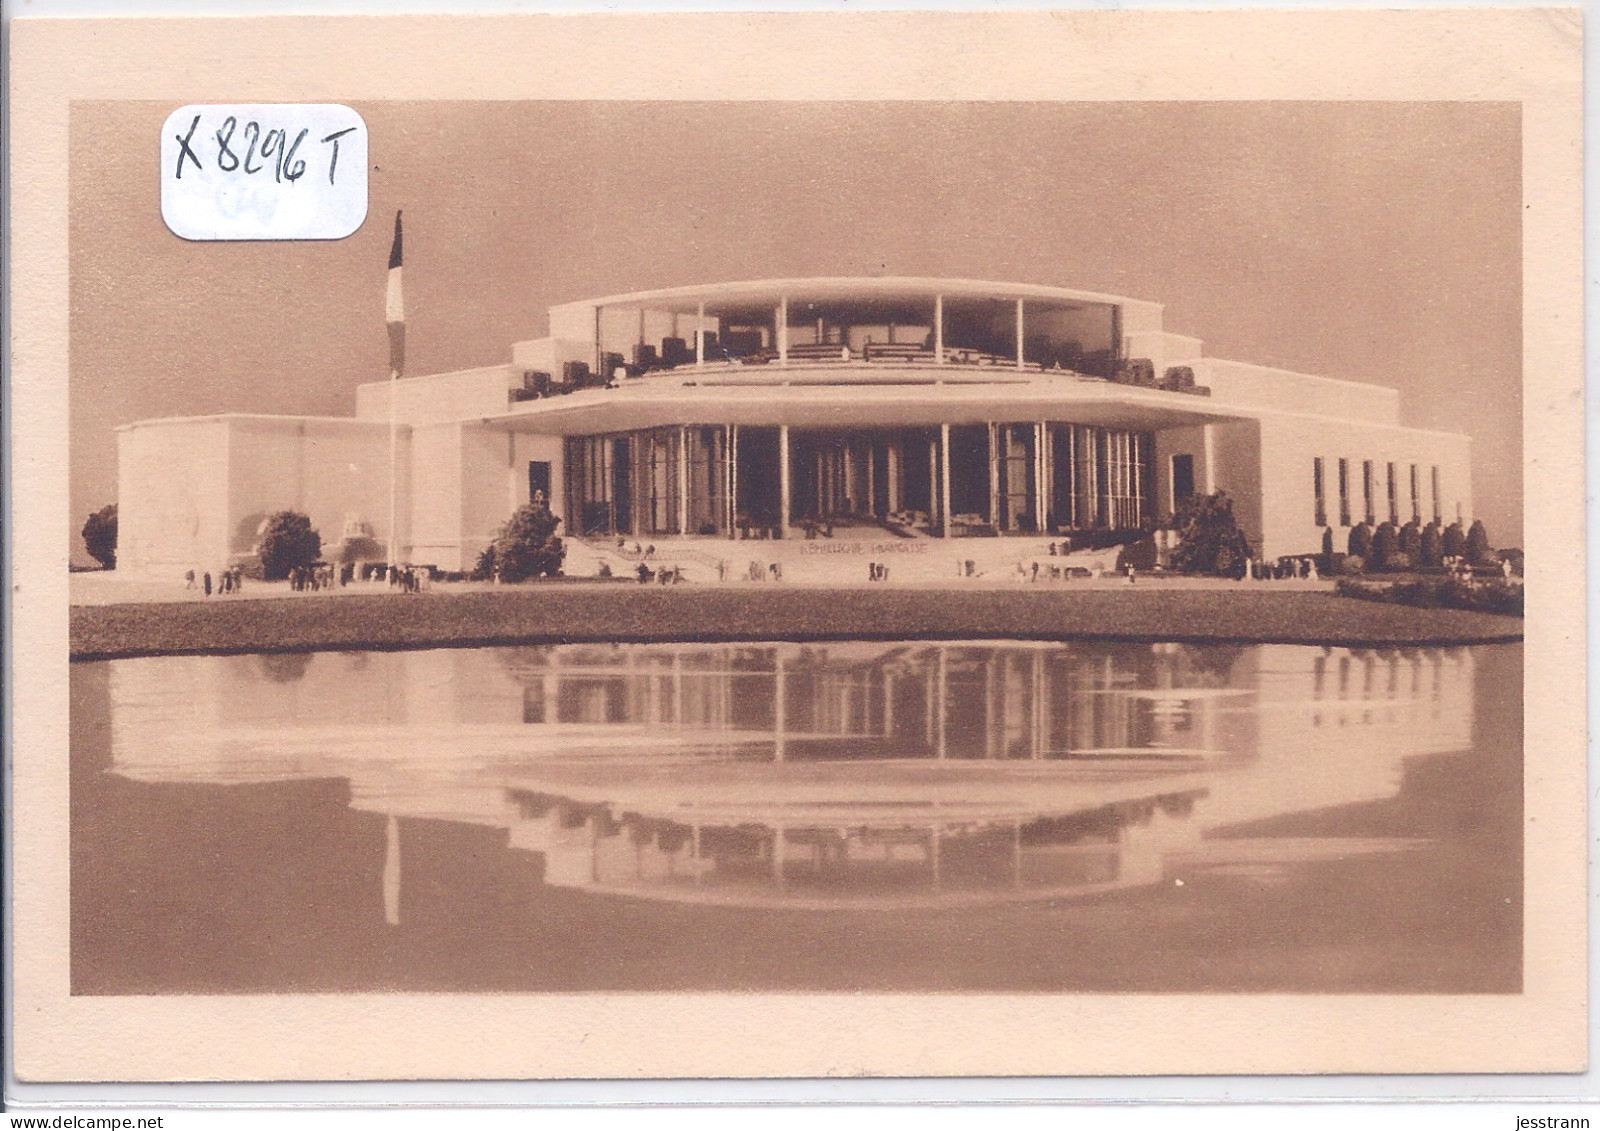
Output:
[184, 567, 246, 596]
[1240, 557, 1320, 581]
[182, 560, 430, 596]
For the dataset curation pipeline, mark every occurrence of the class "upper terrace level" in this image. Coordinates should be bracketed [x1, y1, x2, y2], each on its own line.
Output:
[352, 278, 1404, 429]
[540, 276, 1166, 381]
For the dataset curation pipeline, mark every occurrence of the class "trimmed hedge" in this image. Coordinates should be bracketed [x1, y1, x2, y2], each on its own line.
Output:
[1335, 576, 1523, 618]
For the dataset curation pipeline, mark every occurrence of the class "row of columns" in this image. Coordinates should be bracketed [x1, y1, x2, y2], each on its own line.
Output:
[569, 417, 1187, 540]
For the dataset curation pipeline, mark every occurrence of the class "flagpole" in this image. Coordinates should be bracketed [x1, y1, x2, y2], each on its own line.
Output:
[385, 211, 405, 571]
[388, 373, 397, 571]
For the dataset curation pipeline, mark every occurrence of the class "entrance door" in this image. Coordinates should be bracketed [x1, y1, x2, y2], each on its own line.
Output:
[527, 461, 552, 507]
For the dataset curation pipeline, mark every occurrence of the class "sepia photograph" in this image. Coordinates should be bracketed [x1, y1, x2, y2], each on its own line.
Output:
[69, 99, 1528, 998]
[8, 9, 1586, 1086]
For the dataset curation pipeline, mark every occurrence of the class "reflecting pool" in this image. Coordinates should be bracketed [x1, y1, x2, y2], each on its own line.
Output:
[71, 640, 1521, 993]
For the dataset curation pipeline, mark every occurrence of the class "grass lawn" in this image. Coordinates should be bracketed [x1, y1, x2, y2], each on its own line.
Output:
[71, 583, 1524, 660]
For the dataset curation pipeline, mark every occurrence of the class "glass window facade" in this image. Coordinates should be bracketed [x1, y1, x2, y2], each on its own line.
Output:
[564, 422, 1152, 540]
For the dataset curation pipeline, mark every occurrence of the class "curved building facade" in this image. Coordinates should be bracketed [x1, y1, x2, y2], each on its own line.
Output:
[116, 277, 1473, 576]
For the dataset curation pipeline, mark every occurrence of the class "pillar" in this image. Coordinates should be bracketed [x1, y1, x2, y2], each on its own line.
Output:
[1034, 422, 1048, 535]
[677, 425, 690, 535]
[939, 423, 953, 537]
[988, 422, 1001, 527]
[778, 297, 789, 365]
[1066, 426, 1078, 526]
[696, 301, 706, 368]
[1202, 423, 1217, 494]
[935, 293, 945, 365]
[727, 424, 739, 538]
[507, 432, 520, 515]
[779, 425, 792, 536]
[1016, 298, 1025, 370]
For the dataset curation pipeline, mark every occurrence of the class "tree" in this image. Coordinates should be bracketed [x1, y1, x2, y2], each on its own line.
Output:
[1466, 519, 1492, 561]
[82, 503, 118, 569]
[1399, 520, 1422, 558]
[1168, 491, 1252, 579]
[490, 501, 565, 582]
[1420, 522, 1444, 568]
[256, 511, 322, 580]
[1442, 520, 1466, 559]
[1370, 522, 1398, 570]
[1347, 521, 1373, 559]
[471, 542, 498, 582]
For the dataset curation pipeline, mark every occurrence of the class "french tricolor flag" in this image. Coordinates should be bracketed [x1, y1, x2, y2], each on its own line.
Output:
[386, 210, 404, 378]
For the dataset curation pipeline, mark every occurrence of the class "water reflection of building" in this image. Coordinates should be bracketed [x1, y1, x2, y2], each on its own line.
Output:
[105, 641, 1476, 909]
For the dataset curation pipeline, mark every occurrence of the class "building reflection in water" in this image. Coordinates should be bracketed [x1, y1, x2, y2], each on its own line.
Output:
[104, 641, 1476, 910]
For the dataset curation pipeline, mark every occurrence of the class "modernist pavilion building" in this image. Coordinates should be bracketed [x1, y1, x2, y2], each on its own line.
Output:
[117, 277, 1473, 577]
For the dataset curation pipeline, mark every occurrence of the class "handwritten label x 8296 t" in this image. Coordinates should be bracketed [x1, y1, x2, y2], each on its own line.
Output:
[161, 104, 369, 241]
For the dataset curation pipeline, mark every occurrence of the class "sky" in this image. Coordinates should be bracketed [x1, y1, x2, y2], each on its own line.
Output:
[70, 100, 1522, 557]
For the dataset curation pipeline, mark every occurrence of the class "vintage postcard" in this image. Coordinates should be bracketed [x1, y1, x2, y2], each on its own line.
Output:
[7, 9, 1586, 1084]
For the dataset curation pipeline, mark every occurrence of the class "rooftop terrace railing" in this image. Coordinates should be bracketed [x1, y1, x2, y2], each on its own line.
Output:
[506, 354, 1209, 407]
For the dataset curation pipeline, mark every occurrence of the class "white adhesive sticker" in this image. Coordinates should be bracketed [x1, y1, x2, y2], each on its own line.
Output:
[160, 104, 369, 241]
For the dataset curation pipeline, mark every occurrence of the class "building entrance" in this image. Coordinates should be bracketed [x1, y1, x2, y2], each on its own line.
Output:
[788, 428, 937, 533]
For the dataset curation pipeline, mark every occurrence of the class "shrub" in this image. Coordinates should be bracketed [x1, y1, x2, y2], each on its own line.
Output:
[1168, 491, 1251, 578]
[1337, 554, 1366, 576]
[491, 501, 565, 582]
[1116, 357, 1156, 386]
[1370, 522, 1398, 570]
[256, 511, 322, 580]
[1347, 522, 1373, 559]
[82, 503, 118, 569]
[1115, 536, 1158, 571]
[1399, 520, 1421, 558]
[1321, 527, 1334, 557]
[471, 543, 498, 581]
[1420, 527, 1446, 569]
[337, 535, 385, 563]
[236, 554, 266, 581]
[1335, 576, 1522, 618]
[1466, 519, 1491, 559]
[1443, 521, 1466, 559]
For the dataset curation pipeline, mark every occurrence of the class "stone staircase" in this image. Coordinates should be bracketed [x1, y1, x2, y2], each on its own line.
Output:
[566, 533, 1124, 585]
